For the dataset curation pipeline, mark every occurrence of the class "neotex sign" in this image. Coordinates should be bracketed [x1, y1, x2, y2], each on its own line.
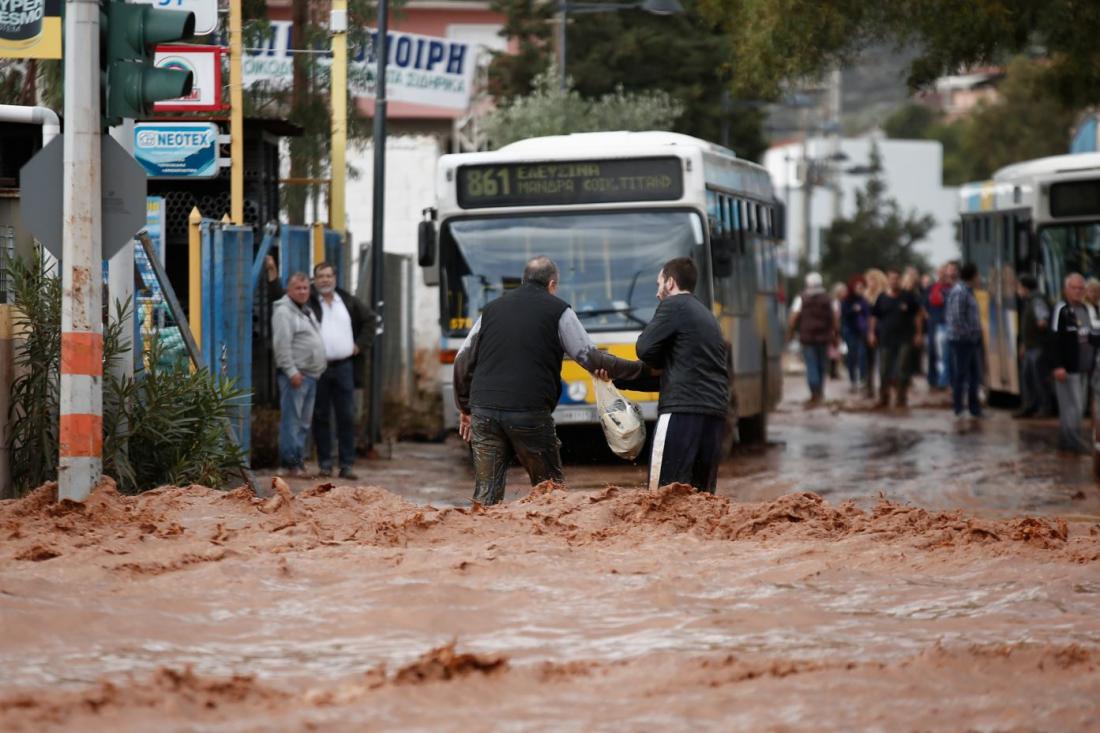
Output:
[134, 122, 219, 179]
[0, 0, 61, 58]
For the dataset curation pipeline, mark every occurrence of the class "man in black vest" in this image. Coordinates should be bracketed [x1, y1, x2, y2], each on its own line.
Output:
[453, 256, 645, 505]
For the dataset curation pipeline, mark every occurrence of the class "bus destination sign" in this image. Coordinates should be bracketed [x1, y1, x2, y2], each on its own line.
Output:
[456, 156, 683, 209]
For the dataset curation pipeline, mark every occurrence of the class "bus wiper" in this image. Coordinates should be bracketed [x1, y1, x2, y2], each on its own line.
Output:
[574, 306, 647, 328]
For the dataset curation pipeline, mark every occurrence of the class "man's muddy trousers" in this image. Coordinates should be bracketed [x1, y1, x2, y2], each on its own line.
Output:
[470, 408, 564, 505]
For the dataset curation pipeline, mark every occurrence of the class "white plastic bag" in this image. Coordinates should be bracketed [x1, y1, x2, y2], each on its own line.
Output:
[593, 379, 646, 461]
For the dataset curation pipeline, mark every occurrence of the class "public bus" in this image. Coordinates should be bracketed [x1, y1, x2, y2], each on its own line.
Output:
[959, 151, 1100, 399]
[417, 131, 786, 445]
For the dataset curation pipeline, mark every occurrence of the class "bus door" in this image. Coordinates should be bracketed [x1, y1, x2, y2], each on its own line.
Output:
[994, 214, 1020, 394]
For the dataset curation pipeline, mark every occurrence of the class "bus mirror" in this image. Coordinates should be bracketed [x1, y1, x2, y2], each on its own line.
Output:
[712, 237, 734, 278]
[418, 220, 436, 267]
[775, 203, 786, 240]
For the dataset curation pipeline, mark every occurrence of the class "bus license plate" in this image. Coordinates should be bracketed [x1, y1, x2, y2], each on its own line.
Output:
[555, 408, 592, 424]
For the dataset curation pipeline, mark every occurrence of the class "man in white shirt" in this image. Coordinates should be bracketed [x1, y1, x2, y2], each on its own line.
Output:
[310, 262, 374, 480]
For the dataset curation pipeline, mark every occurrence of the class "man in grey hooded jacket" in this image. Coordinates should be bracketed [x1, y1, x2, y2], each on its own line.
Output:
[272, 272, 327, 476]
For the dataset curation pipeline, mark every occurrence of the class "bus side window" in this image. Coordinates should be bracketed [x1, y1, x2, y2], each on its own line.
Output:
[1015, 217, 1031, 266]
[734, 199, 745, 254]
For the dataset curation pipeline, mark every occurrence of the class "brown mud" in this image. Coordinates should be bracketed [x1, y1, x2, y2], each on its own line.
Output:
[2, 476, 1099, 731]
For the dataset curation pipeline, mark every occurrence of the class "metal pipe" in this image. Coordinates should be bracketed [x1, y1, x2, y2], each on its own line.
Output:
[0, 103, 60, 147]
[368, 0, 389, 449]
[330, 0, 348, 238]
[59, 0, 103, 501]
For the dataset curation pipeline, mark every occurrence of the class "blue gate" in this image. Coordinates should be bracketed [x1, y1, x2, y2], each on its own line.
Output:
[279, 225, 313, 286]
[199, 223, 256, 454]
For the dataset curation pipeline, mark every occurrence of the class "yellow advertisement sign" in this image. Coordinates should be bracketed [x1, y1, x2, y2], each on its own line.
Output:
[0, 0, 62, 59]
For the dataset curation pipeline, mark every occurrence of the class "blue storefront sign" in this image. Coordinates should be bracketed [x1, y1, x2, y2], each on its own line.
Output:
[134, 122, 220, 179]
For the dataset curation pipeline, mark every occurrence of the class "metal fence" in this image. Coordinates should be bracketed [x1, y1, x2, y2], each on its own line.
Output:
[197, 221, 256, 454]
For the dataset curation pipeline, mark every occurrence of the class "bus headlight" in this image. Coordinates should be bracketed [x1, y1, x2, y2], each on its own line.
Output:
[566, 381, 588, 402]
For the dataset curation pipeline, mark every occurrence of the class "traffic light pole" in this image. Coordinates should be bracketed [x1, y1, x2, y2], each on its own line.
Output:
[60, 0, 105, 501]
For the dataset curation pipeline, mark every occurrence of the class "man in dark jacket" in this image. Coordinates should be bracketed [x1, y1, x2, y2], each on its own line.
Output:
[1049, 273, 1094, 453]
[310, 262, 375, 479]
[787, 271, 835, 407]
[868, 269, 924, 408]
[618, 257, 731, 494]
[453, 256, 645, 505]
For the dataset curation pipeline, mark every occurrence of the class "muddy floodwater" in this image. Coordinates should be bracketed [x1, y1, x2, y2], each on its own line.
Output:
[267, 377, 1100, 519]
[2, 378, 1099, 731]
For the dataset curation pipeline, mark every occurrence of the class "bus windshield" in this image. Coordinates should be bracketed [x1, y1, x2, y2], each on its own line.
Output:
[1039, 222, 1100, 293]
[441, 210, 704, 334]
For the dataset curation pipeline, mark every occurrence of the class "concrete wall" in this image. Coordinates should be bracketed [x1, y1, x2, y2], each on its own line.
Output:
[344, 135, 443, 386]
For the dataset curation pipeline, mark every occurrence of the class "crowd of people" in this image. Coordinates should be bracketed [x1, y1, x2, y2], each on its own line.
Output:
[788, 261, 1100, 454]
[789, 264, 950, 410]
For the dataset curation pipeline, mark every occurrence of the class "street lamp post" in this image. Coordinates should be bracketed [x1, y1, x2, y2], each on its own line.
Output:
[368, 0, 389, 451]
[558, 0, 684, 90]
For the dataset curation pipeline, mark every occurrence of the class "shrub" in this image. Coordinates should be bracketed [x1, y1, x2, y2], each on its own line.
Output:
[7, 255, 248, 495]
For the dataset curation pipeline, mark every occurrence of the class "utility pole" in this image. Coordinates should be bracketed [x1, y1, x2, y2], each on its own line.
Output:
[800, 107, 813, 266]
[558, 0, 567, 90]
[368, 0, 389, 448]
[828, 68, 843, 221]
[330, 0, 347, 237]
[230, 0, 244, 223]
[59, 0, 104, 500]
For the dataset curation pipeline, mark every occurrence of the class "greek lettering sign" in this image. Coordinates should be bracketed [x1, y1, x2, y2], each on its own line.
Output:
[456, 157, 685, 209]
[244, 21, 475, 111]
[134, 122, 220, 179]
[0, 0, 61, 59]
[131, 0, 218, 36]
[153, 44, 222, 111]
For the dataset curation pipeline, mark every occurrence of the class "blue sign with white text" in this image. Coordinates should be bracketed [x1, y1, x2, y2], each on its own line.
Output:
[133, 122, 220, 179]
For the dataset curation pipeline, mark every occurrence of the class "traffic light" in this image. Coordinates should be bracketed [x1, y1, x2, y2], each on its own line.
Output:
[101, 1, 197, 125]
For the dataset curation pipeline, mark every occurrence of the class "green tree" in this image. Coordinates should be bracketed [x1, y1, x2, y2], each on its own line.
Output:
[959, 57, 1080, 178]
[883, 57, 1082, 184]
[819, 146, 933, 285]
[488, 0, 767, 159]
[482, 65, 683, 147]
[695, 0, 1100, 106]
[0, 58, 60, 109]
